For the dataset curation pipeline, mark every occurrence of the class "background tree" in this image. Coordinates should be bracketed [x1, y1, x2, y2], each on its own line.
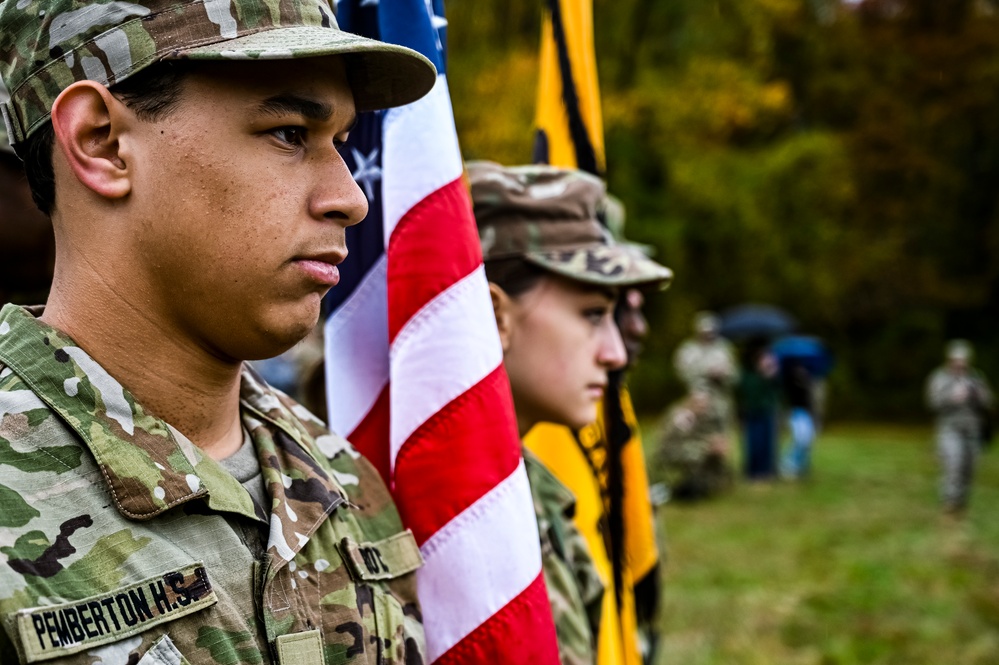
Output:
[447, 0, 999, 419]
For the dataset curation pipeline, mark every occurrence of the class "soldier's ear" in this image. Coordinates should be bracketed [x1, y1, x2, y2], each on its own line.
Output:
[50, 81, 133, 201]
[489, 282, 514, 353]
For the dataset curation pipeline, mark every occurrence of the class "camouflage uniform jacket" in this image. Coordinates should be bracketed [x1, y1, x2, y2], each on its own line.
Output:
[926, 366, 993, 432]
[0, 305, 425, 665]
[673, 339, 738, 395]
[656, 401, 726, 468]
[524, 449, 603, 665]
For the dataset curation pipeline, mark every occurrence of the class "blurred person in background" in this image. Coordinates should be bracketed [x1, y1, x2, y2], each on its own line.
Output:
[674, 311, 739, 432]
[0, 123, 54, 306]
[525, 193, 671, 665]
[780, 358, 817, 479]
[737, 345, 781, 482]
[654, 389, 733, 501]
[472, 162, 672, 665]
[925, 340, 993, 517]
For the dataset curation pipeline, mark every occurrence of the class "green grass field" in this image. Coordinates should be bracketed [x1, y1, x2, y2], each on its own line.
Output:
[645, 423, 999, 665]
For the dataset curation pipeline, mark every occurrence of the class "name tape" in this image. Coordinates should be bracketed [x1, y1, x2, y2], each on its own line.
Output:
[340, 530, 424, 582]
[16, 563, 216, 663]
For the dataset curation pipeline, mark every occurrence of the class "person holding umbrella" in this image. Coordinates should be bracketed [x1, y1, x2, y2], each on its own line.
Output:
[736, 344, 782, 481]
[772, 336, 833, 479]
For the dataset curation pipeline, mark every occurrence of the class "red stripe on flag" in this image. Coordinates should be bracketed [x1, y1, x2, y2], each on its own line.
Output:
[393, 365, 521, 545]
[434, 573, 560, 664]
[387, 176, 482, 342]
[345, 385, 392, 486]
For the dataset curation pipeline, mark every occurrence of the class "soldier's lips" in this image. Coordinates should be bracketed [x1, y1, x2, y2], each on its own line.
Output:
[293, 259, 341, 286]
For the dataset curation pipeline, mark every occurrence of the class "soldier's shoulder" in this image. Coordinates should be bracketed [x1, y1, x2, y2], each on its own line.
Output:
[273, 393, 405, 539]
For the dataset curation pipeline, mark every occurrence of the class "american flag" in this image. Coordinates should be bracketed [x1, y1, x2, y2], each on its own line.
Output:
[323, 1, 561, 662]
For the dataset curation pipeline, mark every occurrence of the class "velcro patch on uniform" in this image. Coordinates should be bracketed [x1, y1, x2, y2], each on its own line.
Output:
[14, 563, 216, 663]
[276, 629, 323, 665]
[340, 530, 424, 582]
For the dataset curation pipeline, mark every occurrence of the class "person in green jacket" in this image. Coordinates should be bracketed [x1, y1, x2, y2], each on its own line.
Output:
[737, 346, 782, 481]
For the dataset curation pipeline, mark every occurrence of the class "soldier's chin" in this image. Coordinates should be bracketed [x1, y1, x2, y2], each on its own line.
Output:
[562, 404, 598, 432]
[228, 306, 319, 361]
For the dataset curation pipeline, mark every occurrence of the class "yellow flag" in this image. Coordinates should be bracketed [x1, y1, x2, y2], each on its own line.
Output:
[534, 0, 606, 174]
[533, 6, 660, 663]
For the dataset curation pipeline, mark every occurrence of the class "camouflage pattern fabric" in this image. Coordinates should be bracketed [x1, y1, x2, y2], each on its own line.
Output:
[673, 337, 739, 426]
[925, 365, 994, 510]
[0, 304, 425, 664]
[524, 450, 603, 665]
[468, 161, 672, 290]
[0, 0, 436, 152]
[654, 396, 733, 500]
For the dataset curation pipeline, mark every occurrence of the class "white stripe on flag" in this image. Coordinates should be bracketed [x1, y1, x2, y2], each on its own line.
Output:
[418, 459, 542, 662]
[389, 265, 503, 462]
[323, 254, 389, 436]
[382, 75, 464, 241]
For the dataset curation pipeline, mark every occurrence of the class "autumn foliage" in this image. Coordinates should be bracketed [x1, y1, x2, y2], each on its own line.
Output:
[448, 0, 999, 418]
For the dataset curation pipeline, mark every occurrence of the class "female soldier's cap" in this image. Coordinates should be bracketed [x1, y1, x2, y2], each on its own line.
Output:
[468, 161, 673, 289]
[0, 0, 437, 155]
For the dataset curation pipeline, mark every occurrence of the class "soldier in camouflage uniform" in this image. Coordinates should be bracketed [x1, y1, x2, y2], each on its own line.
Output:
[0, 2, 437, 663]
[468, 162, 672, 665]
[925, 340, 994, 516]
[673, 312, 739, 429]
[654, 390, 733, 501]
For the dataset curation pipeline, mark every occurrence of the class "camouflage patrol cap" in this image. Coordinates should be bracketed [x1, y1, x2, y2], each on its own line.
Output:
[600, 192, 656, 258]
[469, 161, 673, 289]
[0, 0, 438, 154]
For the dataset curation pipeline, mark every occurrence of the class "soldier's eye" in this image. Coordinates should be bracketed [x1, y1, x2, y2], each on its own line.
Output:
[272, 126, 307, 145]
[583, 307, 611, 325]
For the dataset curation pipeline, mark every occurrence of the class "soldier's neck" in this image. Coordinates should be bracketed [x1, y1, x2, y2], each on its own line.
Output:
[42, 277, 245, 461]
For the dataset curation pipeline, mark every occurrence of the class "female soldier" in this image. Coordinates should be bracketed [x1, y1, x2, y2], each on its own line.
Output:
[468, 162, 672, 665]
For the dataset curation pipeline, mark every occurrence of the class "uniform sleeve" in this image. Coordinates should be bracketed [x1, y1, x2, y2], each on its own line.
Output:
[926, 370, 952, 412]
[719, 341, 741, 387]
[674, 342, 696, 387]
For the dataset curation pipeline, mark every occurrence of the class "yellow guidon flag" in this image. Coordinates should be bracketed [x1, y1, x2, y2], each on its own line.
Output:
[529, 3, 661, 665]
[533, 0, 606, 174]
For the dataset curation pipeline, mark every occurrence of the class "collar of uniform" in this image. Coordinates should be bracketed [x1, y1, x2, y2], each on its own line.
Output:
[0, 304, 257, 521]
[238, 366, 350, 565]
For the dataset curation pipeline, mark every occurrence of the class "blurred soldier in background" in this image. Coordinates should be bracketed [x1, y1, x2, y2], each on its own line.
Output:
[0, 123, 54, 305]
[925, 340, 993, 517]
[654, 389, 733, 500]
[674, 311, 739, 429]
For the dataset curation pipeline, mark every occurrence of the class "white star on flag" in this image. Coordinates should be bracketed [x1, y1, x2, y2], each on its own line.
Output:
[350, 147, 382, 201]
[424, 0, 447, 52]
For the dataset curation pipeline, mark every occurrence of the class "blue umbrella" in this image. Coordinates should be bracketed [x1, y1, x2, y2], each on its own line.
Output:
[718, 304, 797, 340]
[772, 335, 834, 377]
